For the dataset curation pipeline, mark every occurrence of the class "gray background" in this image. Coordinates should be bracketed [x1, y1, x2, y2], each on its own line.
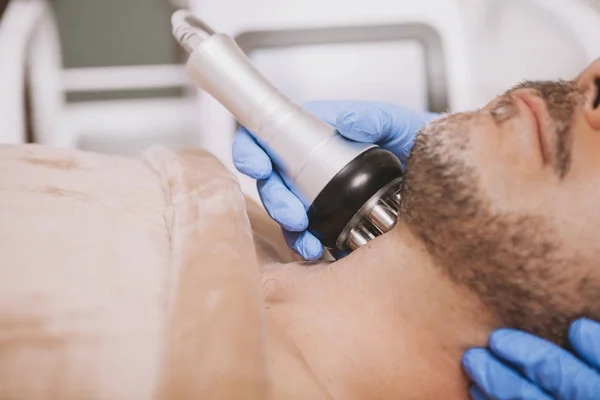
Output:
[50, 0, 183, 101]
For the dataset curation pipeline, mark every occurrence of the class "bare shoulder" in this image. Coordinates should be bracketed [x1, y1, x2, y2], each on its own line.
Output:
[0, 144, 270, 399]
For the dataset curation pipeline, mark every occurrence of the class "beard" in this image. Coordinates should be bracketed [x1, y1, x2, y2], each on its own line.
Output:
[398, 80, 593, 346]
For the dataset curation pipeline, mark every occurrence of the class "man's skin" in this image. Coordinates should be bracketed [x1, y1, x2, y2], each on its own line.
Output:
[260, 226, 492, 399]
[257, 58, 600, 399]
[1, 58, 599, 399]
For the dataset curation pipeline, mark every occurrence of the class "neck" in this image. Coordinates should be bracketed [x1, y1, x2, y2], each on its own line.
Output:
[261, 222, 498, 399]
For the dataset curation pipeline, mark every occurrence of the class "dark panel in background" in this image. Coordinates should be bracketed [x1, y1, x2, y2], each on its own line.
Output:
[66, 87, 184, 102]
[50, 0, 183, 101]
[0, 0, 9, 20]
[51, 0, 178, 67]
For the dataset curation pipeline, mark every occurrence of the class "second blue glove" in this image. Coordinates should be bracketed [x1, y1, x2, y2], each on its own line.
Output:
[463, 318, 600, 400]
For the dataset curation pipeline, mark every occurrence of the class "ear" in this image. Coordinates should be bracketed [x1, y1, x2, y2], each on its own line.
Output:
[576, 58, 600, 130]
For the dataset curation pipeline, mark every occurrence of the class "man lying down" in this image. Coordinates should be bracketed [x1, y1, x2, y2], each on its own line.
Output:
[2, 64, 600, 400]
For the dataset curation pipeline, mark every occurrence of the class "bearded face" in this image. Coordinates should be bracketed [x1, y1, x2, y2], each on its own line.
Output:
[399, 79, 600, 345]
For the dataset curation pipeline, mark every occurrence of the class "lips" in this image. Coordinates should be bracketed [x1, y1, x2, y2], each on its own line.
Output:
[512, 92, 550, 165]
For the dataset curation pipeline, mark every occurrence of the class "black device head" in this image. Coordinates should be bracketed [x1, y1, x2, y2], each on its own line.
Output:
[306, 147, 404, 250]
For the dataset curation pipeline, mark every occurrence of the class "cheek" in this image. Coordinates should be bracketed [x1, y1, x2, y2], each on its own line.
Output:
[467, 117, 552, 214]
[552, 119, 600, 255]
[568, 116, 600, 177]
[550, 183, 600, 262]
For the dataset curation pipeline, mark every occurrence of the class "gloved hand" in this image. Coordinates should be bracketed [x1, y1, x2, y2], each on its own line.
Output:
[232, 100, 438, 259]
[463, 318, 600, 400]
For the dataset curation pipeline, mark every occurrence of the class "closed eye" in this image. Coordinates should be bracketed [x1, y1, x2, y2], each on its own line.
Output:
[594, 77, 600, 109]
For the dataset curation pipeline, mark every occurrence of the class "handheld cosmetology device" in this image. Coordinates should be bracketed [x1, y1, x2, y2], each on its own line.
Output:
[171, 10, 404, 256]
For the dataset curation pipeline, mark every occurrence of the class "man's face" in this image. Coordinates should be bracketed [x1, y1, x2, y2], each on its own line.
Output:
[400, 59, 600, 344]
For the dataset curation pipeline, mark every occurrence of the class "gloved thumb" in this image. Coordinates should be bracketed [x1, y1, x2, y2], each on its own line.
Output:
[335, 103, 395, 144]
[334, 101, 438, 163]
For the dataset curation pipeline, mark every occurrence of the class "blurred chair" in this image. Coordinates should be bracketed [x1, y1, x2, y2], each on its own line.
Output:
[0, 0, 47, 144]
[26, 0, 66, 147]
[0, 0, 202, 156]
[60, 65, 200, 156]
[189, 0, 474, 199]
[187, 0, 600, 200]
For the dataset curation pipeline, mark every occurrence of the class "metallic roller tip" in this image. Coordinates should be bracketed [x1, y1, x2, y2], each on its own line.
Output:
[367, 201, 397, 233]
[171, 10, 215, 53]
[390, 192, 402, 208]
[347, 226, 376, 250]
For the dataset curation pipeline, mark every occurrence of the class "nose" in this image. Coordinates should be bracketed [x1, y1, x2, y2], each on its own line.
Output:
[575, 58, 600, 129]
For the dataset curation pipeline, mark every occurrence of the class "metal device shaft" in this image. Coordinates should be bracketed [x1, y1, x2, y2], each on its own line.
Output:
[172, 10, 374, 205]
[171, 10, 404, 257]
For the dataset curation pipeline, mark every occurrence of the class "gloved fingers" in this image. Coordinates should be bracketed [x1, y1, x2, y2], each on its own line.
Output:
[489, 329, 600, 400]
[569, 318, 600, 371]
[283, 230, 324, 260]
[232, 127, 272, 179]
[462, 348, 553, 400]
[301, 100, 346, 126]
[257, 172, 308, 232]
[333, 101, 438, 162]
[469, 385, 490, 400]
[301, 100, 438, 163]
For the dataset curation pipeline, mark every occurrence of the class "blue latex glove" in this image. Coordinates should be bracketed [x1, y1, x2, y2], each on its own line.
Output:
[232, 100, 438, 259]
[463, 318, 600, 400]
